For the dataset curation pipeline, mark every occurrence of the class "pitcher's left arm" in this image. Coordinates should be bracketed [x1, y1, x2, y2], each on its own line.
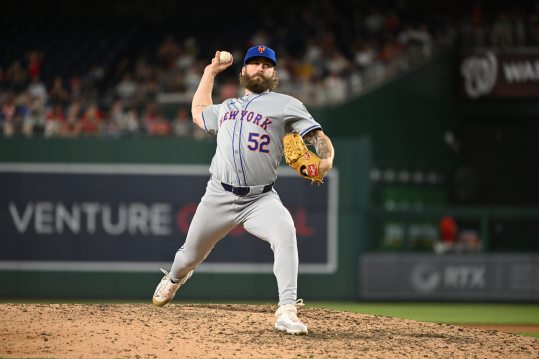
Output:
[304, 129, 335, 178]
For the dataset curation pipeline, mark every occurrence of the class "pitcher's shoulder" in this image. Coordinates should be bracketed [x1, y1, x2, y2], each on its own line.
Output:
[267, 92, 302, 105]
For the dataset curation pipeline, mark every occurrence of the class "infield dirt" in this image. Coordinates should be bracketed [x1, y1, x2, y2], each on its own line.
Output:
[1, 303, 538, 358]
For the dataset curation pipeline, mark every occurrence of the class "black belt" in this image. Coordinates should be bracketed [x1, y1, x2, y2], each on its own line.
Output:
[221, 182, 273, 196]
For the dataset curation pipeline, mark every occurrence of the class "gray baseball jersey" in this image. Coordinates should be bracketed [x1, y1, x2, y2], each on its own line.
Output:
[167, 91, 322, 307]
[201, 92, 321, 186]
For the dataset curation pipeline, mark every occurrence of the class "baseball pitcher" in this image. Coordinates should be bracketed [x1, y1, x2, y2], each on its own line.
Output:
[152, 45, 335, 335]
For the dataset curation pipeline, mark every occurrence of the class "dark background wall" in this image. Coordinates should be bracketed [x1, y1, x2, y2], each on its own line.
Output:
[2, 0, 539, 301]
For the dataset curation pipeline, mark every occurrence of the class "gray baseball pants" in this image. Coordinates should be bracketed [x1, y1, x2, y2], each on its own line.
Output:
[170, 177, 298, 306]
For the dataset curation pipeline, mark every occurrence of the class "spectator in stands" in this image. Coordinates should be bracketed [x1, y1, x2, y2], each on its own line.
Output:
[294, 59, 317, 84]
[108, 100, 125, 133]
[399, 24, 433, 60]
[160, 68, 185, 93]
[158, 35, 180, 69]
[323, 71, 348, 104]
[379, 33, 404, 77]
[3, 93, 28, 137]
[458, 230, 481, 252]
[148, 119, 170, 137]
[325, 49, 350, 77]
[109, 101, 142, 137]
[303, 37, 325, 74]
[81, 65, 105, 105]
[61, 101, 82, 137]
[1, 94, 16, 122]
[175, 37, 198, 71]
[6, 61, 27, 93]
[135, 57, 154, 83]
[48, 77, 69, 108]
[136, 78, 159, 107]
[26, 51, 42, 81]
[80, 104, 103, 135]
[171, 108, 192, 138]
[184, 62, 202, 95]
[434, 215, 458, 254]
[354, 42, 377, 71]
[1, 94, 17, 136]
[122, 107, 142, 136]
[27, 77, 48, 105]
[348, 67, 363, 96]
[23, 96, 46, 137]
[143, 101, 169, 136]
[355, 41, 386, 85]
[45, 104, 66, 137]
[69, 76, 83, 103]
[100, 114, 122, 138]
[273, 56, 293, 94]
[4, 112, 24, 137]
[116, 73, 138, 107]
[294, 76, 314, 105]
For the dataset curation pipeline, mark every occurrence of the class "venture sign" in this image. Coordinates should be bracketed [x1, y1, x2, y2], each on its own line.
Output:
[0, 164, 338, 273]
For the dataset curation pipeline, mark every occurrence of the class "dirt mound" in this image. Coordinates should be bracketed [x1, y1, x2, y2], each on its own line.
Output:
[1, 304, 538, 358]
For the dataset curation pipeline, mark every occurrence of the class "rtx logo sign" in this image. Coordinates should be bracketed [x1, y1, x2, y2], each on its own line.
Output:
[411, 264, 486, 293]
[444, 265, 486, 289]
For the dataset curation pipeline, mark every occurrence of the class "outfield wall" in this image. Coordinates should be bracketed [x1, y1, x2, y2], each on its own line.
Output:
[0, 137, 370, 301]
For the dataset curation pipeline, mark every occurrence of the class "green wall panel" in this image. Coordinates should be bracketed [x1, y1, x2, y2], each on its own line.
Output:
[311, 53, 459, 172]
[0, 137, 216, 164]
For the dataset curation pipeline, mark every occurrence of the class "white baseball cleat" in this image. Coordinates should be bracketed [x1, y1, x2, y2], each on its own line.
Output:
[152, 268, 193, 307]
[274, 299, 308, 335]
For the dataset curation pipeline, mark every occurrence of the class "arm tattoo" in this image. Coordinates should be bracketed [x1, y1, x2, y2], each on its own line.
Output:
[305, 131, 332, 159]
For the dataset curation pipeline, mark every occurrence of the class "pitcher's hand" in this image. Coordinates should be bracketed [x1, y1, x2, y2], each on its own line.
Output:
[205, 51, 234, 76]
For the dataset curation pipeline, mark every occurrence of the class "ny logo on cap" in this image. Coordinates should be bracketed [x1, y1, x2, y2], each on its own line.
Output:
[257, 46, 266, 53]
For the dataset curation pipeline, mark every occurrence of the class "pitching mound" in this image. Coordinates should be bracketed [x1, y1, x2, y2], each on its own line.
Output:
[1, 304, 538, 358]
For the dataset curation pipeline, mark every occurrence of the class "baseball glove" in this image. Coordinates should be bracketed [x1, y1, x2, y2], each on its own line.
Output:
[283, 133, 323, 184]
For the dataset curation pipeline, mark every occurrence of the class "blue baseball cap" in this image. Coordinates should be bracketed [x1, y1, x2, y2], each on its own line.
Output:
[243, 45, 277, 66]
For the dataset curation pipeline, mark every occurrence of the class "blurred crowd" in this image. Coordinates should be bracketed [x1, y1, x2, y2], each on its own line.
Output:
[0, 51, 207, 139]
[460, 4, 539, 48]
[1, 1, 536, 139]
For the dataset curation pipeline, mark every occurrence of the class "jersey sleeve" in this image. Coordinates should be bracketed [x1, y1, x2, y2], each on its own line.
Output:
[283, 97, 322, 137]
[201, 104, 220, 135]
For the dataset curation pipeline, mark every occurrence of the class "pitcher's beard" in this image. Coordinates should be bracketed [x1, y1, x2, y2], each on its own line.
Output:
[240, 73, 278, 93]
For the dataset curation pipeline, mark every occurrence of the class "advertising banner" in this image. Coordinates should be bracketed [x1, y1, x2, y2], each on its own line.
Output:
[0, 164, 338, 273]
[460, 50, 539, 98]
[360, 253, 539, 300]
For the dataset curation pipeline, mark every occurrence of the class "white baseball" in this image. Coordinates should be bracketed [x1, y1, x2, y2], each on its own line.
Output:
[219, 51, 232, 65]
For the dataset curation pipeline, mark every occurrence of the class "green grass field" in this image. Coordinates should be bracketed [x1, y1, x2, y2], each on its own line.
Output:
[309, 302, 539, 338]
